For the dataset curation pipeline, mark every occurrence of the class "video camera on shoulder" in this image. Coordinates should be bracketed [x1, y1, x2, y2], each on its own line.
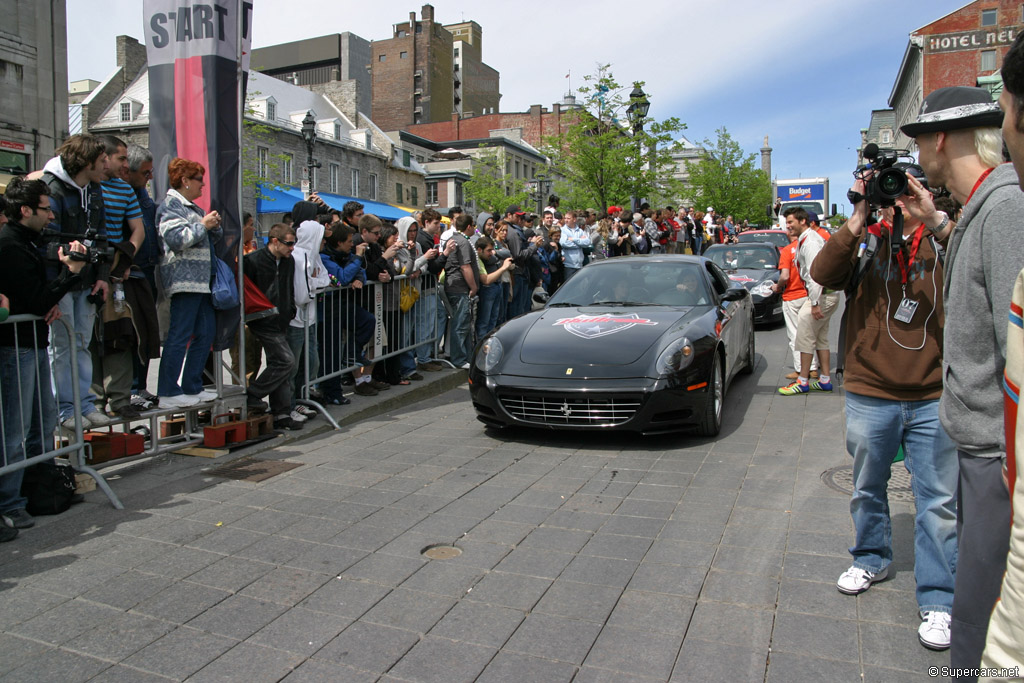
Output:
[42, 228, 115, 265]
[850, 143, 928, 208]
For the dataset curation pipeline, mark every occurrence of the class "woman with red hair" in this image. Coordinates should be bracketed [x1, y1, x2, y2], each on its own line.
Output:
[155, 157, 223, 409]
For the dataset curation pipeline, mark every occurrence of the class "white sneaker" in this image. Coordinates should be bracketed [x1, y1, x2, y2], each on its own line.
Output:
[161, 394, 199, 409]
[460, 362, 471, 370]
[187, 390, 218, 402]
[85, 411, 111, 427]
[289, 409, 308, 423]
[60, 416, 82, 433]
[836, 565, 889, 595]
[294, 404, 318, 419]
[918, 611, 951, 650]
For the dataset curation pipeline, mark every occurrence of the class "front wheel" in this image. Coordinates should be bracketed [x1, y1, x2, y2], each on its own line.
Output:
[697, 355, 724, 436]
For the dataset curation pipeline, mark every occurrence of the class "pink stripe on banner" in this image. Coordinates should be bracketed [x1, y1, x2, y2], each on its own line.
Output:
[174, 56, 211, 208]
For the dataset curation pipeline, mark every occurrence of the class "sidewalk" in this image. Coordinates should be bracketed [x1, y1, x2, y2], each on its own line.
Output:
[0, 323, 949, 682]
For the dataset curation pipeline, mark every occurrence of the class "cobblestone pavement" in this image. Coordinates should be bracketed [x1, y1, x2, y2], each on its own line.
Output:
[0, 320, 951, 682]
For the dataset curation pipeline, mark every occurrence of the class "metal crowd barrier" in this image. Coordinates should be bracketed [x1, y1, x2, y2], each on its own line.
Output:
[0, 314, 122, 509]
[295, 272, 446, 429]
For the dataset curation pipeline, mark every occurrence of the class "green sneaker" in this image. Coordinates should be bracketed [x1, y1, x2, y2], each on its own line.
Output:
[811, 380, 833, 392]
[778, 381, 809, 395]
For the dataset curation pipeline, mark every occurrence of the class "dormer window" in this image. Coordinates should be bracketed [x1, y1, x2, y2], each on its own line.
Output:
[117, 98, 142, 122]
[267, 101, 276, 121]
[334, 122, 342, 139]
[120, 102, 131, 122]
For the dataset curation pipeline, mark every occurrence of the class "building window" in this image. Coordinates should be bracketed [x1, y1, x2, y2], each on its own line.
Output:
[454, 47, 460, 58]
[455, 181, 464, 206]
[415, 22, 422, 34]
[378, 54, 386, 62]
[368, 173, 377, 200]
[329, 163, 339, 193]
[267, 101, 276, 121]
[411, 186, 418, 207]
[515, 160, 520, 179]
[400, 51, 408, 59]
[334, 122, 342, 139]
[880, 129, 892, 145]
[981, 49, 998, 71]
[403, 149, 411, 167]
[414, 112, 422, 124]
[982, 8, 997, 26]
[282, 153, 292, 184]
[426, 181, 437, 205]
[396, 182, 404, 203]
[505, 159, 511, 174]
[257, 146, 269, 177]
[351, 169, 360, 196]
[119, 102, 132, 122]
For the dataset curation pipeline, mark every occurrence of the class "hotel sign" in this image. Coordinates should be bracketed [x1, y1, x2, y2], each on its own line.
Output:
[926, 27, 1021, 53]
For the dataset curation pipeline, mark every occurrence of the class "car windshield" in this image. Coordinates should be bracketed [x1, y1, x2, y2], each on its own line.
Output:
[705, 245, 779, 270]
[738, 232, 790, 249]
[547, 261, 712, 307]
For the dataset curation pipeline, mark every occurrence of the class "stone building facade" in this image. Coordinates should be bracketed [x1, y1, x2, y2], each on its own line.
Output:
[0, 0, 69, 185]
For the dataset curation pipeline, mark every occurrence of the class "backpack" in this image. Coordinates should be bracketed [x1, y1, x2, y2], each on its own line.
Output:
[20, 461, 77, 515]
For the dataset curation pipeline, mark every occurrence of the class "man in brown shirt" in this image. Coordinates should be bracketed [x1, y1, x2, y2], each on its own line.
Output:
[811, 183, 956, 652]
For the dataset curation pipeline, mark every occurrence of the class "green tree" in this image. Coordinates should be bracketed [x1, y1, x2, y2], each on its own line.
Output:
[463, 146, 530, 215]
[243, 91, 290, 202]
[541, 65, 685, 212]
[685, 127, 772, 224]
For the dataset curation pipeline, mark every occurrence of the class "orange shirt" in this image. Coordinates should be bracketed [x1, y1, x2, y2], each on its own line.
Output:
[779, 242, 808, 301]
[816, 227, 831, 241]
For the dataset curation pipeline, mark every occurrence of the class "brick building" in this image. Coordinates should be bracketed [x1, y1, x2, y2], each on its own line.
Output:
[890, 0, 1022, 149]
[406, 97, 579, 150]
[371, 4, 500, 131]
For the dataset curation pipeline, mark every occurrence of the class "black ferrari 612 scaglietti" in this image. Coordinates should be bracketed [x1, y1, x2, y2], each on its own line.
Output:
[704, 243, 784, 324]
[469, 256, 756, 436]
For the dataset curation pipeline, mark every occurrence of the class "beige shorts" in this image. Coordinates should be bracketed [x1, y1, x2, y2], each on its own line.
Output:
[794, 293, 839, 353]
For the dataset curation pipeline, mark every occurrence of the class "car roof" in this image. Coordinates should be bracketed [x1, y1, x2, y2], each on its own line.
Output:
[740, 229, 787, 235]
[588, 254, 708, 266]
[706, 242, 775, 250]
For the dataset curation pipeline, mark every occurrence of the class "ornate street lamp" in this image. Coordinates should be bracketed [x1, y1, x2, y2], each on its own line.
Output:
[300, 110, 321, 195]
[626, 84, 650, 214]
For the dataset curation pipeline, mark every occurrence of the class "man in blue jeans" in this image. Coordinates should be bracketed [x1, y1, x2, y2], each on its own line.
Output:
[503, 205, 542, 318]
[443, 214, 478, 369]
[811, 177, 957, 651]
[0, 178, 89, 535]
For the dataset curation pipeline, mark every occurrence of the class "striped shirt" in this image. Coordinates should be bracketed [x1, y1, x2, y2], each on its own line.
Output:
[100, 177, 142, 244]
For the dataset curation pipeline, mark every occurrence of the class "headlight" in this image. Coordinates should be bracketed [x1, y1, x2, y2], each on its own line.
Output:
[475, 337, 503, 372]
[751, 281, 775, 297]
[656, 337, 695, 376]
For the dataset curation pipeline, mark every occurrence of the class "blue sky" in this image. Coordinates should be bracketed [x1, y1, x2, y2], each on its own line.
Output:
[68, 0, 975, 216]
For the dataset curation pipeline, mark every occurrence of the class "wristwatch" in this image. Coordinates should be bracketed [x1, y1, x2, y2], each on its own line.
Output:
[927, 211, 949, 234]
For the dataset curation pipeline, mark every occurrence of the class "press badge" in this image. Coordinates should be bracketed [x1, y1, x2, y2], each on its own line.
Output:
[894, 297, 919, 323]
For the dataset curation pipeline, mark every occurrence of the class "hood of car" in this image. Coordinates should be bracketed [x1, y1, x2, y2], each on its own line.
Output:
[518, 306, 702, 365]
[724, 268, 778, 291]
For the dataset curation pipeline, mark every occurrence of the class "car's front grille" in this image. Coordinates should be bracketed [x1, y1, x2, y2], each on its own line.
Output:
[754, 302, 769, 318]
[499, 393, 643, 426]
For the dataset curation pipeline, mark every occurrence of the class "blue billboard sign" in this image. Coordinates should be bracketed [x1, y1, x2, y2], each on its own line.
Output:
[777, 183, 825, 201]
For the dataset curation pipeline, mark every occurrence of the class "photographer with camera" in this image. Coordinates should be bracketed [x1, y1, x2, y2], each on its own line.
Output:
[810, 159, 957, 651]
[0, 178, 89, 535]
[897, 86, 1024, 676]
[40, 134, 112, 432]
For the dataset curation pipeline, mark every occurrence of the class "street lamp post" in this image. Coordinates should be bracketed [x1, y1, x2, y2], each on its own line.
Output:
[300, 110, 321, 197]
[626, 83, 650, 214]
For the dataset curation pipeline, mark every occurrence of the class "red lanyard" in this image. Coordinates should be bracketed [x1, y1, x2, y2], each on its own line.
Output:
[967, 167, 994, 204]
[892, 222, 926, 286]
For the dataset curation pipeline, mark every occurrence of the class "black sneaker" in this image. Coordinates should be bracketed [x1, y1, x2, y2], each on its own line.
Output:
[114, 404, 142, 420]
[354, 383, 378, 396]
[3, 509, 34, 529]
[0, 525, 17, 543]
[273, 415, 304, 431]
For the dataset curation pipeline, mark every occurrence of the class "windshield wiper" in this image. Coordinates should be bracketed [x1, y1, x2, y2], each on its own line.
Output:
[547, 302, 584, 307]
[593, 300, 655, 307]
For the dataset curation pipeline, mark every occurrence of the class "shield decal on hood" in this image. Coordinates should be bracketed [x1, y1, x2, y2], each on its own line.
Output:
[554, 313, 658, 340]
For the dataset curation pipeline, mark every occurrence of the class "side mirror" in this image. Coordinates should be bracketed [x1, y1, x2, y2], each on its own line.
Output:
[721, 287, 747, 302]
[533, 290, 550, 305]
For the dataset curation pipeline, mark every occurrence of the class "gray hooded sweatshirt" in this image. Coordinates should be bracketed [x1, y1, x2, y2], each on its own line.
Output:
[941, 162, 1024, 458]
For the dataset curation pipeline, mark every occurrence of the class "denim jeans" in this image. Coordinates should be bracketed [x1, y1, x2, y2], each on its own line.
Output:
[397, 310, 416, 378]
[845, 391, 958, 613]
[286, 323, 318, 402]
[448, 292, 474, 367]
[496, 281, 510, 327]
[247, 326, 296, 415]
[50, 290, 98, 420]
[476, 284, 500, 340]
[157, 293, 215, 397]
[0, 346, 56, 513]
[510, 274, 531, 318]
[436, 285, 451, 358]
[415, 290, 437, 364]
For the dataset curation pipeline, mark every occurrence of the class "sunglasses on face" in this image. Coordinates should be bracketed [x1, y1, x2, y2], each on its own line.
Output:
[279, 239, 296, 247]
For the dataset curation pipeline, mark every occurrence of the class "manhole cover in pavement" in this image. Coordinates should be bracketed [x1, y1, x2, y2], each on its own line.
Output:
[821, 463, 915, 503]
[421, 544, 462, 560]
[207, 457, 303, 482]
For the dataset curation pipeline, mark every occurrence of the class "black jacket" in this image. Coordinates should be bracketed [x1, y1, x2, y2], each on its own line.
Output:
[0, 222, 82, 347]
[243, 247, 295, 333]
[417, 231, 446, 276]
[42, 171, 106, 289]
